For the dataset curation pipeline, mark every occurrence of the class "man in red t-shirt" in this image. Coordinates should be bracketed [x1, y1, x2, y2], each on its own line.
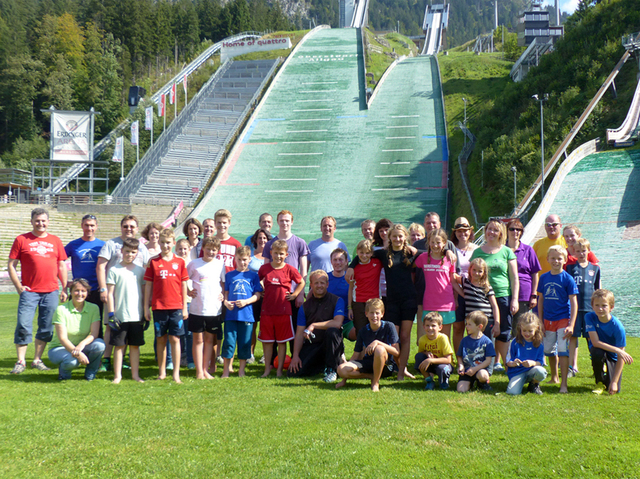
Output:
[144, 229, 189, 383]
[8, 208, 68, 374]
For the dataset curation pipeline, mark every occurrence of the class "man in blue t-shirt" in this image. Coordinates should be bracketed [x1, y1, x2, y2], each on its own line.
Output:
[288, 270, 345, 382]
[65, 214, 105, 333]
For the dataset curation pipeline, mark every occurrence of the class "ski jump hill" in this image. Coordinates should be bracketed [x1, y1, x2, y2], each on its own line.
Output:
[189, 27, 449, 248]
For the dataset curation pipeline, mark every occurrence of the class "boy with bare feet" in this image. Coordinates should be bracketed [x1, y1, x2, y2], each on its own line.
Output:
[222, 246, 262, 377]
[144, 230, 189, 383]
[187, 237, 225, 379]
[258, 240, 304, 377]
[107, 238, 145, 384]
[336, 298, 399, 392]
[537, 245, 578, 393]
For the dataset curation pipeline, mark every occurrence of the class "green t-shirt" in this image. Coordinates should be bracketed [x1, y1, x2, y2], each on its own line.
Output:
[470, 246, 516, 298]
[49, 301, 100, 350]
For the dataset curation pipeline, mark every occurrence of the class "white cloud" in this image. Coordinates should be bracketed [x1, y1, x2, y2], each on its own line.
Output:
[544, 0, 579, 14]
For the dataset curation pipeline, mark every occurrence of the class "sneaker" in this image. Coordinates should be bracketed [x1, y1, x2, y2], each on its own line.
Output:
[440, 380, 449, 390]
[339, 353, 347, 365]
[166, 362, 174, 371]
[592, 382, 606, 395]
[10, 361, 26, 374]
[31, 360, 51, 371]
[258, 356, 266, 364]
[246, 355, 255, 365]
[424, 378, 435, 390]
[98, 358, 111, 373]
[187, 362, 196, 370]
[323, 368, 338, 383]
[479, 382, 493, 392]
[216, 356, 224, 365]
[493, 363, 504, 372]
[567, 366, 578, 378]
[527, 382, 543, 395]
[84, 372, 96, 381]
[123, 361, 131, 370]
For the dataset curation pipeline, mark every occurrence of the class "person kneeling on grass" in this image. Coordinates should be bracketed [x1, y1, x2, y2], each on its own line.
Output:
[586, 289, 634, 395]
[456, 311, 496, 393]
[288, 270, 345, 383]
[48, 278, 105, 381]
[335, 298, 399, 392]
[505, 312, 546, 395]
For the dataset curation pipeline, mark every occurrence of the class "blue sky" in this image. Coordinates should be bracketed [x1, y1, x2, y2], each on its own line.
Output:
[544, 0, 579, 14]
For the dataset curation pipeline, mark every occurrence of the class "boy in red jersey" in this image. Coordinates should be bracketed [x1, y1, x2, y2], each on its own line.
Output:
[258, 239, 305, 377]
[347, 240, 382, 335]
[144, 229, 189, 383]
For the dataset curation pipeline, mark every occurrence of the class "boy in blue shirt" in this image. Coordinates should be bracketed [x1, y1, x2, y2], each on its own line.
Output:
[537, 245, 578, 393]
[456, 311, 496, 393]
[222, 246, 262, 377]
[335, 298, 399, 392]
[565, 237, 600, 377]
[585, 289, 633, 395]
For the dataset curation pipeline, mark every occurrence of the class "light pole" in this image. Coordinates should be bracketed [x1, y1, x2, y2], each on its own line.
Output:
[462, 97, 468, 146]
[532, 93, 549, 201]
[511, 166, 517, 211]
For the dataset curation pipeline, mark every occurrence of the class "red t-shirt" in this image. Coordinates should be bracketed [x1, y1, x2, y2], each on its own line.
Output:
[258, 263, 303, 316]
[144, 255, 189, 310]
[217, 236, 241, 273]
[9, 232, 67, 293]
[353, 258, 382, 303]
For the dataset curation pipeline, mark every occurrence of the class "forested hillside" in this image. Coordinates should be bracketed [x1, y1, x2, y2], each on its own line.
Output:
[0, 0, 291, 167]
[467, 0, 640, 218]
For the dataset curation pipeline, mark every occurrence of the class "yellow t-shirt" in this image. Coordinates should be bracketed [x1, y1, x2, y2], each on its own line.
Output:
[532, 236, 567, 276]
[418, 332, 454, 358]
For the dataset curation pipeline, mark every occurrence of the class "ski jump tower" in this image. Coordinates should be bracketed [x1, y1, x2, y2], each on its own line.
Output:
[422, 3, 449, 55]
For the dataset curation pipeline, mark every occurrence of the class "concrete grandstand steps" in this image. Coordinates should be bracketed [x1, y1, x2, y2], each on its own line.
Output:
[0, 204, 176, 266]
[121, 58, 278, 205]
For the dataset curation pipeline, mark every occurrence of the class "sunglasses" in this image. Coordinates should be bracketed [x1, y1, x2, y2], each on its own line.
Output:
[82, 214, 97, 221]
[509, 228, 523, 232]
[546, 222, 560, 227]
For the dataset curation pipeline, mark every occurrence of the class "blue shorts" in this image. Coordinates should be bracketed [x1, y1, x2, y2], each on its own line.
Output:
[573, 311, 588, 338]
[153, 309, 184, 337]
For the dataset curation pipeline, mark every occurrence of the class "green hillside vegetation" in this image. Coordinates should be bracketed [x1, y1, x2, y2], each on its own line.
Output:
[439, 51, 514, 223]
[0, 0, 292, 169]
[466, 0, 640, 219]
[364, 29, 418, 90]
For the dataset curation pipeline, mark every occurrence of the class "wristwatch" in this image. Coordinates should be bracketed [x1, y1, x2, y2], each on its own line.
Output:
[99, 287, 107, 293]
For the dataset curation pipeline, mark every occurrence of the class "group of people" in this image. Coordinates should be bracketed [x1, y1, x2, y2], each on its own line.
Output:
[7, 208, 632, 394]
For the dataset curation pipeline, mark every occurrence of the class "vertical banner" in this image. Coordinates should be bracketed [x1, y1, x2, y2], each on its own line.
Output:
[170, 83, 176, 105]
[51, 111, 92, 161]
[145, 107, 153, 130]
[131, 121, 139, 145]
[159, 94, 166, 117]
[112, 136, 123, 162]
[183, 74, 188, 106]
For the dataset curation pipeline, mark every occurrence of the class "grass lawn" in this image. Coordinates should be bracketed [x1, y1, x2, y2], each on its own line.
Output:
[1, 293, 639, 478]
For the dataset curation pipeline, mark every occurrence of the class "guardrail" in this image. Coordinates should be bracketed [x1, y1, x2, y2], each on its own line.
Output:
[606, 78, 640, 143]
[111, 61, 234, 198]
[521, 138, 599, 245]
[45, 31, 264, 195]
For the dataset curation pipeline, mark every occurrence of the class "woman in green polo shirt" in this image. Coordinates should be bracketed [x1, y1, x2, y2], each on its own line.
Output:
[48, 278, 105, 381]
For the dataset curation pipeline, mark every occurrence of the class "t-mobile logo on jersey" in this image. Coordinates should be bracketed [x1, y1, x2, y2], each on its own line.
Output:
[159, 270, 169, 279]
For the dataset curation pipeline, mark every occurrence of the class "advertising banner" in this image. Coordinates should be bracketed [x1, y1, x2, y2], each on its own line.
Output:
[145, 107, 153, 130]
[51, 111, 91, 161]
[112, 136, 123, 162]
[131, 121, 139, 145]
[221, 37, 292, 62]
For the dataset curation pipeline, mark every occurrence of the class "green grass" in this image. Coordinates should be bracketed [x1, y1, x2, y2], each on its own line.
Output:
[1, 293, 640, 477]
[232, 30, 309, 61]
[364, 29, 418, 90]
[439, 51, 514, 224]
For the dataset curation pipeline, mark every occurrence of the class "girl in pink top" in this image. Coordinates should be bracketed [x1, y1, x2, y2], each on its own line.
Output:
[414, 229, 463, 341]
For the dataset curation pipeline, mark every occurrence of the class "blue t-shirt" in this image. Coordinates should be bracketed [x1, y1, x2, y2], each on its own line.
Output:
[585, 312, 626, 361]
[354, 320, 399, 354]
[565, 263, 600, 311]
[224, 270, 263, 323]
[457, 334, 496, 370]
[537, 270, 579, 321]
[327, 272, 350, 317]
[296, 297, 345, 327]
[506, 339, 545, 379]
[65, 237, 105, 291]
